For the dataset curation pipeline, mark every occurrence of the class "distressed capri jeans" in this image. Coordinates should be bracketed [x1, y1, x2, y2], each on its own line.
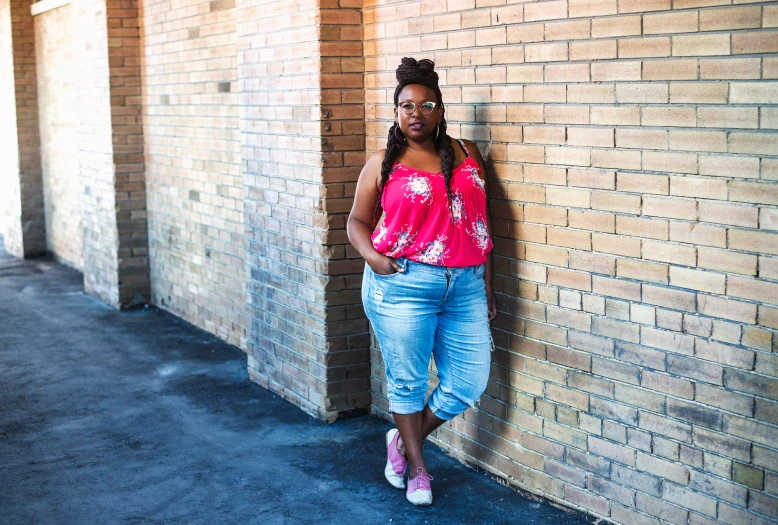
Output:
[362, 257, 493, 421]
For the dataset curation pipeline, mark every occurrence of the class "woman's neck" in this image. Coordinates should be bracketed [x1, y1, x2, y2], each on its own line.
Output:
[404, 137, 438, 154]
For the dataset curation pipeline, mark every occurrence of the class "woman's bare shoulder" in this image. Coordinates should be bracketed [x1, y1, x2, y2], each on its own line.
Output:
[360, 149, 387, 189]
[371, 148, 387, 161]
[364, 149, 387, 171]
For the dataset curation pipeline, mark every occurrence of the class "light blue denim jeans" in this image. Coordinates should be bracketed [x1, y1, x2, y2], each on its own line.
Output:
[362, 257, 493, 421]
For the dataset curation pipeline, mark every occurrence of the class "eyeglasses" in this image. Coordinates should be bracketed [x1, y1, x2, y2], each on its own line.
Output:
[398, 101, 438, 115]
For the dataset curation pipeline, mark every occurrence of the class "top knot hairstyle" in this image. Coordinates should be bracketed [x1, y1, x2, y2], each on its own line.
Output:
[379, 57, 456, 215]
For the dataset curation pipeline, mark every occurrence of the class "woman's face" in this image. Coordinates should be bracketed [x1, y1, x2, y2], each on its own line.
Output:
[395, 84, 442, 143]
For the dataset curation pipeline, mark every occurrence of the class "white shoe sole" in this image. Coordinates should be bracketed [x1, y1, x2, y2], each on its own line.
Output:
[406, 489, 433, 506]
[385, 429, 406, 489]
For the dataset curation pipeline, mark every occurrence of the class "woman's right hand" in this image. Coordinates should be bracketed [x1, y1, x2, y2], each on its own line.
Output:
[369, 253, 404, 276]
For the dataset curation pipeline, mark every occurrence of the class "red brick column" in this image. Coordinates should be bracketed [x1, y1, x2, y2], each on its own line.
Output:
[320, 0, 371, 417]
[108, 0, 149, 306]
[0, 0, 46, 258]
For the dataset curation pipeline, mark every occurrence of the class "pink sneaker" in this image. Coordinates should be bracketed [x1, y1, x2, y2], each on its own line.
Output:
[406, 467, 433, 506]
[384, 428, 407, 489]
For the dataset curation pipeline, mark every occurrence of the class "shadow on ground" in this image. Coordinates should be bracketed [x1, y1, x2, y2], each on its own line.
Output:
[0, 240, 593, 525]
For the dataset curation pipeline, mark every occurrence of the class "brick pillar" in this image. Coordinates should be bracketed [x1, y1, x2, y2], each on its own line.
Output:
[0, 0, 46, 258]
[239, 0, 369, 422]
[320, 0, 371, 417]
[72, 0, 149, 308]
[107, 0, 149, 305]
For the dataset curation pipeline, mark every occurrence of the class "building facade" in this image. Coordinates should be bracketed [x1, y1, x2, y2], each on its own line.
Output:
[2, 0, 777, 523]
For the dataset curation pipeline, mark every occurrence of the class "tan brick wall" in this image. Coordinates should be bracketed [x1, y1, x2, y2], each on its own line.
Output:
[140, 0, 245, 347]
[0, 2, 14, 239]
[365, 1, 778, 524]
[240, 0, 371, 421]
[0, 0, 16, 240]
[0, 0, 46, 257]
[2, 0, 776, 520]
[240, 0, 328, 419]
[34, 4, 83, 270]
[73, 0, 123, 305]
[73, 0, 149, 307]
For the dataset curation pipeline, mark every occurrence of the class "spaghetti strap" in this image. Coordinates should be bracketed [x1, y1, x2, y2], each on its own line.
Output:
[456, 138, 470, 158]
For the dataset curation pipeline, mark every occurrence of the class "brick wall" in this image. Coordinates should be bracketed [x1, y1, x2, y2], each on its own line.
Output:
[3, 0, 777, 521]
[141, 0, 246, 348]
[365, 1, 778, 524]
[240, 0, 371, 421]
[108, 0, 150, 307]
[34, 4, 83, 270]
[72, 0, 149, 307]
[0, 0, 17, 242]
[0, 0, 46, 258]
[320, 0, 373, 419]
[73, 0, 123, 304]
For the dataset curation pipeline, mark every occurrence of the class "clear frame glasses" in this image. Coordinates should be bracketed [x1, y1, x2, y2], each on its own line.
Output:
[398, 101, 438, 115]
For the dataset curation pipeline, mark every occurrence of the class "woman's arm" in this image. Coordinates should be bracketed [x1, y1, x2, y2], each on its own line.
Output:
[347, 150, 403, 276]
[464, 139, 498, 321]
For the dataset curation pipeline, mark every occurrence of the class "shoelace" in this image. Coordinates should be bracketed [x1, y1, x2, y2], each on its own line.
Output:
[410, 467, 433, 491]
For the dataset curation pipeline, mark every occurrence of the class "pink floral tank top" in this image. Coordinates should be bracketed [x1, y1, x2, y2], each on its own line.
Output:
[371, 139, 493, 267]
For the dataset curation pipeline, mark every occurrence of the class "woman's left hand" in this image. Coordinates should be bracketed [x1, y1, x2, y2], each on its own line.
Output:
[486, 286, 497, 321]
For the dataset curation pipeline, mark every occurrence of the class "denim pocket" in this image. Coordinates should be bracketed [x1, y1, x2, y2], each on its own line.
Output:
[474, 263, 485, 279]
[373, 257, 407, 279]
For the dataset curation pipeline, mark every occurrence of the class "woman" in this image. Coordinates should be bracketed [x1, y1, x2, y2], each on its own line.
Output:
[347, 57, 497, 506]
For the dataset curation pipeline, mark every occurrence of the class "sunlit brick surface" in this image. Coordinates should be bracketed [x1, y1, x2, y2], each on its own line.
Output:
[1, 1, 776, 521]
[35, 5, 82, 270]
[0, 0, 45, 258]
[141, 0, 245, 348]
[240, 0, 370, 421]
[364, 2, 778, 523]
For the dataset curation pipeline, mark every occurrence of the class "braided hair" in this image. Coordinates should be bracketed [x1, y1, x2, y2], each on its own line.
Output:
[379, 57, 456, 215]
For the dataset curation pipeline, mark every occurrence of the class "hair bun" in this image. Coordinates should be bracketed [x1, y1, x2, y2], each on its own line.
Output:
[396, 57, 438, 83]
[416, 59, 435, 72]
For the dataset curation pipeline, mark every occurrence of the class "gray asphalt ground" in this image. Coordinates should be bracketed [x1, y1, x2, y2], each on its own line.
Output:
[0, 239, 593, 525]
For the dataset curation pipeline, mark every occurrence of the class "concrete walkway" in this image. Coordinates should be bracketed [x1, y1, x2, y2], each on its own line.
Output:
[0, 241, 592, 525]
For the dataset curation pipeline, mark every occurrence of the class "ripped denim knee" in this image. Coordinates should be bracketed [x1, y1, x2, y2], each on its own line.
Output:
[386, 380, 427, 415]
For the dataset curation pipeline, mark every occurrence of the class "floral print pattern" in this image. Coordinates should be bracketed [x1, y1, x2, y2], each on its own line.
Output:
[418, 235, 448, 265]
[404, 174, 433, 204]
[387, 225, 417, 258]
[451, 190, 464, 225]
[373, 224, 389, 246]
[467, 216, 490, 255]
[371, 139, 492, 267]
[468, 167, 485, 193]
